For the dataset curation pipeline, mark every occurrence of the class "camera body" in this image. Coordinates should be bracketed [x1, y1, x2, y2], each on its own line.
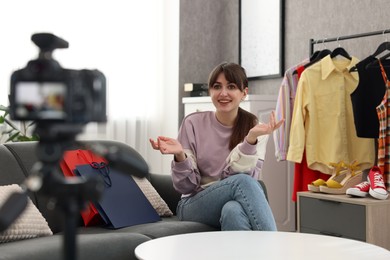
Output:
[9, 33, 106, 124]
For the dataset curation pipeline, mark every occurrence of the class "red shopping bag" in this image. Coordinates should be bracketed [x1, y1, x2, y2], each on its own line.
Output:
[59, 149, 107, 226]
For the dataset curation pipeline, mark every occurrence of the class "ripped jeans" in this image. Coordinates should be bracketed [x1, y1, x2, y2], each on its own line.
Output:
[176, 173, 277, 231]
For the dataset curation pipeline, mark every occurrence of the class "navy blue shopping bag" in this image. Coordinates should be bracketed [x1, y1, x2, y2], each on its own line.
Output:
[75, 164, 160, 229]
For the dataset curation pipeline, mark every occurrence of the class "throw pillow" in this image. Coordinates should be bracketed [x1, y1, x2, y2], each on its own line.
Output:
[0, 184, 53, 243]
[132, 177, 173, 217]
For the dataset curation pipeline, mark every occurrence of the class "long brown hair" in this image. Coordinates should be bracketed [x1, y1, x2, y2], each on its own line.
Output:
[208, 62, 258, 150]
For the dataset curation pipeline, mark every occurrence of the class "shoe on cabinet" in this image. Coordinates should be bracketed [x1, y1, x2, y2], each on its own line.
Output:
[308, 161, 347, 192]
[346, 181, 370, 197]
[320, 171, 363, 194]
[367, 166, 389, 200]
[308, 178, 326, 192]
[319, 161, 363, 195]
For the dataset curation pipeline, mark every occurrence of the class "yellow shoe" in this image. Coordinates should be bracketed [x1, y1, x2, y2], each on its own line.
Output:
[319, 161, 363, 194]
[307, 161, 347, 192]
[308, 179, 326, 192]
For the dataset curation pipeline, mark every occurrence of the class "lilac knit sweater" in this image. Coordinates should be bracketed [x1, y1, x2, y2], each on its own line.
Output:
[171, 111, 263, 196]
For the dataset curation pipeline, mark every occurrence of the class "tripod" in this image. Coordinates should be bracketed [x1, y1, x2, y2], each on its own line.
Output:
[32, 123, 103, 260]
[0, 122, 149, 260]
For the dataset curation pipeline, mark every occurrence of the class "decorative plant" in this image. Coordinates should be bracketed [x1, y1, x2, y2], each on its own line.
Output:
[0, 104, 39, 143]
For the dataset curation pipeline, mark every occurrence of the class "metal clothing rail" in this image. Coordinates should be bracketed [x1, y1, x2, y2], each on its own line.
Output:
[309, 29, 390, 55]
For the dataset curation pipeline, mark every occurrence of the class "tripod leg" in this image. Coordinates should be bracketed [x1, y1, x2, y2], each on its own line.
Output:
[63, 198, 79, 260]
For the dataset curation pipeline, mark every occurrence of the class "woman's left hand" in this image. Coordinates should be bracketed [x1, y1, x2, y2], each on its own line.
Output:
[246, 111, 284, 144]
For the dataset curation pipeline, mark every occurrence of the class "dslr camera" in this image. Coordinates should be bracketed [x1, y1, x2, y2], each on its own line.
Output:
[1, 33, 148, 260]
[9, 33, 106, 124]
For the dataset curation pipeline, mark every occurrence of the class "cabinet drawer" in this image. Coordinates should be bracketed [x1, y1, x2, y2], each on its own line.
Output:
[299, 196, 366, 241]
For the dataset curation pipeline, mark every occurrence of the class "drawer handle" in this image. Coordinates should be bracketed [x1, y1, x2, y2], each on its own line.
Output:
[318, 199, 341, 204]
[320, 231, 342, 237]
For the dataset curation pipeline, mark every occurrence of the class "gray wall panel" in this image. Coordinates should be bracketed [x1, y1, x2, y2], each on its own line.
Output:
[179, 0, 238, 122]
[180, 0, 390, 123]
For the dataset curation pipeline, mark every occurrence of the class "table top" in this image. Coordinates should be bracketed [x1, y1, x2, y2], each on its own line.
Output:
[135, 231, 390, 260]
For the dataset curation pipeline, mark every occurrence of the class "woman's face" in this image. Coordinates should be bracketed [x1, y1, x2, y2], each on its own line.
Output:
[209, 72, 247, 114]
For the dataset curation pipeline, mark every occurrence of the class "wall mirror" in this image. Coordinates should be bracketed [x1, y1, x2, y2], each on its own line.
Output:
[239, 0, 284, 79]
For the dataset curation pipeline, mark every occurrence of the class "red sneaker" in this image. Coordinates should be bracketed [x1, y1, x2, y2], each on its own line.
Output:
[346, 181, 370, 197]
[367, 166, 389, 200]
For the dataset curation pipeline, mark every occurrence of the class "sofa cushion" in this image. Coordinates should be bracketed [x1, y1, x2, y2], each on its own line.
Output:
[132, 176, 173, 217]
[78, 216, 218, 239]
[149, 173, 182, 215]
[0, 232, 151, 260]
[116, 217, 218, 239]
[0, 184, 53, 243]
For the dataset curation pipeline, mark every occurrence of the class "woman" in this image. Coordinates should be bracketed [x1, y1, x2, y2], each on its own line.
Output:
[150, 62, 283, 231]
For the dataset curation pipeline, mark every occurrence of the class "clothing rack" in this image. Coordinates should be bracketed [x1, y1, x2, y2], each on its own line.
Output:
[309, 29, 390, 55]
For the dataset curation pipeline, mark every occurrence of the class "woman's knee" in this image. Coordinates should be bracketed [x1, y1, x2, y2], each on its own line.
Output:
[221, 200, 242, 215]
[220, 201, 251, 230]
[221, 201, 246, 223]
[231, 173, 262, 189]
[229, 174, 266, 200]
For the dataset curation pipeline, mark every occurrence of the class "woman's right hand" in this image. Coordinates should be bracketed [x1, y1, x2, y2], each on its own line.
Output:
[246, 111, 284, 144]
[149, 136, 186, 161]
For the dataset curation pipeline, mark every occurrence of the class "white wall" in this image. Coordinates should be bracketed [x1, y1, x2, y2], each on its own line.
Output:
[0, 0, 179, 175]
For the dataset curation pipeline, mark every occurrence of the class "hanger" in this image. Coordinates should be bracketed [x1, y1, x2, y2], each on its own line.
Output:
[309, 40, 324, 62]
[310, 50, 320, 61]
[380, 52, 390, 63]
[330, 47, 351, 60]
[349, 65, 358, 72]
[367, 31, 390, 68]
[365, 52, 390, 69]
[293, 39, 331, 75]
[370, 41, 390, 58]
[308, 48, 332, 65]
[361, 30, 390, 70]
[292, 49, 331, 75]
[330, 37, 351, 60]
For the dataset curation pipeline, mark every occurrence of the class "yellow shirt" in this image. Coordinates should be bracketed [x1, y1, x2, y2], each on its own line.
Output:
[287, 55, 375, 174]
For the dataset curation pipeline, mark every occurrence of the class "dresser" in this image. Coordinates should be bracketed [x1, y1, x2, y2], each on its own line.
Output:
[182, 95, 295, 231]
[298, 191, 390, 250]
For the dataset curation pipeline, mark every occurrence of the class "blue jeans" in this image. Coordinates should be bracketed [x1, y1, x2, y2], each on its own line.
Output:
[176, 174, 277, 231]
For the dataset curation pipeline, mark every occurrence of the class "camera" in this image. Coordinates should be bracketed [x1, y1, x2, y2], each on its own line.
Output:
[9, 33, 106, 124]
[1, 33, 149, 260]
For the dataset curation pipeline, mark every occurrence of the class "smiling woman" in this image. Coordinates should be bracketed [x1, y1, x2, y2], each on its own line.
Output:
[0, 0, 179, 174]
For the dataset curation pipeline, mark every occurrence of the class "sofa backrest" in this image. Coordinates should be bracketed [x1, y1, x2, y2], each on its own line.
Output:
[0, 144, 30, 187]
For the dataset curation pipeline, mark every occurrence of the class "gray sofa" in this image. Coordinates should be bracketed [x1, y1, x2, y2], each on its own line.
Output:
[0, 140, 268, 260]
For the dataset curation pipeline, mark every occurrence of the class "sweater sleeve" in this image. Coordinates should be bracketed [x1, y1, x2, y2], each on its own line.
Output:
[171, 149, 202, 195]
[222, 138, 263, 180]
[171, 117, 202, 195]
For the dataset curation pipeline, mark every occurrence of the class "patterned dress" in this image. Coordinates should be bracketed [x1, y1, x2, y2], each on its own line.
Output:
[376, 59, 390, 191]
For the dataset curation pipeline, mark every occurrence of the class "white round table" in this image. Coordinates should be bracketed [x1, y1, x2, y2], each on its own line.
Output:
[135, 231, 390, 260]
